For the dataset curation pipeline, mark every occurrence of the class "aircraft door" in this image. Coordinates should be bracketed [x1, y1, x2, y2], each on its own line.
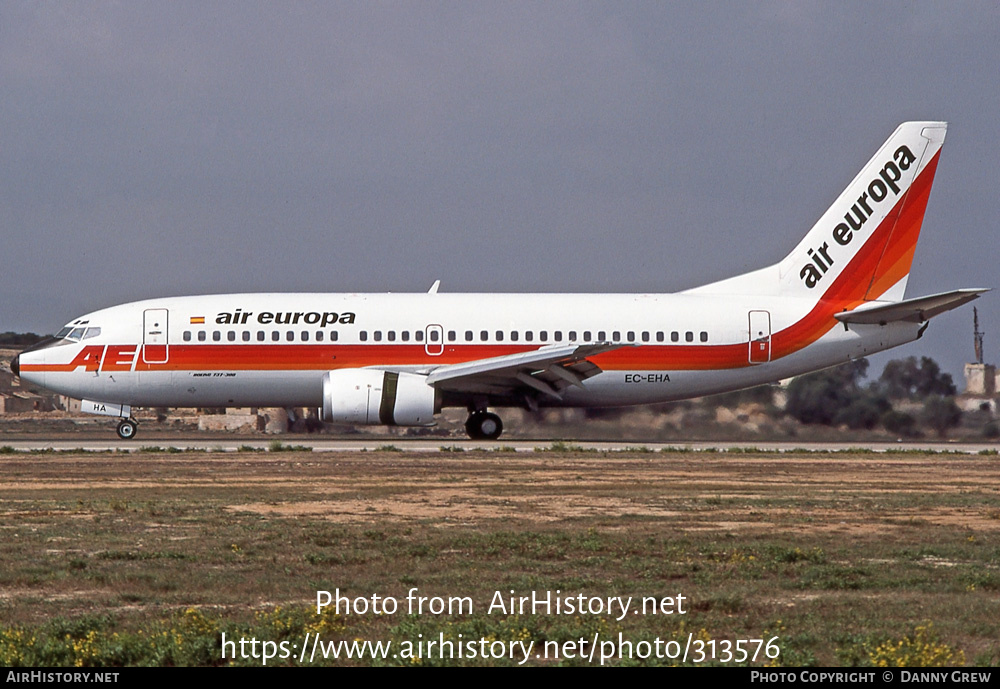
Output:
[748, 310, 771, 364]
[143, 308, 169, 364]
[424, 324, 444, 356]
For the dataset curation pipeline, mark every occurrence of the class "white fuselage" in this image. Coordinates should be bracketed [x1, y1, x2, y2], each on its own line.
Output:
[17, 290, 920, 410]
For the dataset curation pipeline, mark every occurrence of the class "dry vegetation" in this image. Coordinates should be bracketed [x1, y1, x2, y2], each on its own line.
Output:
[1, 447, 998, 666]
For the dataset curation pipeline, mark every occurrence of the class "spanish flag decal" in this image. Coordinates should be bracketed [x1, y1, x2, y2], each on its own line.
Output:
[189, 316, 205, 324]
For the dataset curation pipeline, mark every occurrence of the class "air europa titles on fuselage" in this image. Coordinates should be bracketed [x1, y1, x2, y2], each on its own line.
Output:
[799, 145, 916, 289]
[214, 309, 356, 327]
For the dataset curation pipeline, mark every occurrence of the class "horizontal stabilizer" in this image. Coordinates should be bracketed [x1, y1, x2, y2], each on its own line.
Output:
[834, 289, 989, 325]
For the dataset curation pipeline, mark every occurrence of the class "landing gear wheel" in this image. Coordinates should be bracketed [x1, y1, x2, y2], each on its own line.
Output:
[116, 419, 138, 440]
[465, 411, 503, 440]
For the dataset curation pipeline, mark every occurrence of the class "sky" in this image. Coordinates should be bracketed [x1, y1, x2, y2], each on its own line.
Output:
[1, 2, 997, 385]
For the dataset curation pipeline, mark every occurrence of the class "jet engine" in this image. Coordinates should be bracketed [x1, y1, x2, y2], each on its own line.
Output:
[322, 369, 438, 426]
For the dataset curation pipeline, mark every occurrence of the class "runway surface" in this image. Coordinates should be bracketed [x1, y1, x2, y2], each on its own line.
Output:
[1, 437, 997, 453]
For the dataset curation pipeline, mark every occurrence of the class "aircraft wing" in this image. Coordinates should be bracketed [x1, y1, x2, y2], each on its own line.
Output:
[424, 343, 629, 398]
[834, 288, 989, 325]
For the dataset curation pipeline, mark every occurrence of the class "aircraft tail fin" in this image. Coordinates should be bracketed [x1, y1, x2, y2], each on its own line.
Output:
[687, 122, 947, 306]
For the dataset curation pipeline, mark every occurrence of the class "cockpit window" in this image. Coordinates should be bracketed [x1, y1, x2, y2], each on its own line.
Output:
[24, 322, 100, 353]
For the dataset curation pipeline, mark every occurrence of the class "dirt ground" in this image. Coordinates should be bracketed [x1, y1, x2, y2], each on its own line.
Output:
[4, 449, 998, 533]
[2, 447, 998, 666]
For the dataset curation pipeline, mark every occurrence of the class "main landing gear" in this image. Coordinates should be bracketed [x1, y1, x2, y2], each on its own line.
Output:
[465, 411, 503, 440]
[116, 418, 138, 440]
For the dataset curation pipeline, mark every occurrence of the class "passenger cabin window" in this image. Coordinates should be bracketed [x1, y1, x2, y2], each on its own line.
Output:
[642, 331, 649, 342]
[316, 331, 324, 342]
[598, 331, 606, 340]
[656, 332, 664, 342]
[569, 331, 577, 341]
[388, 331, 396, 341]
[554, 331, 562, 341]
[228, 331, 236, 342]
[583, 331, 591, 341]
[700, 331, 708, 342]
[465, 331, 473, 342]
[198, 331, 206, 342]
[183, 331, 191, 342]
[213, 331, 221, 342]
[301, 331, 309, 341]
[511, 331, 519, 342]
[286, 331, 294, 341]
[360, 331, 368, 341]
[480, 331, 488, 341]
[525, 331, 533, 342]
[495, 331, 504, 341]
[401, 331, 409, 342]
[540, 330, 548, 341]
[448, 330, 456, 342]
[272, 331, 280, 342]
[374, 331, 382, 341]
[257, 331, 265, 341]
[242, 331, 250, 342]
[685, 331, 694, 342]
[671, 331, 679, 342]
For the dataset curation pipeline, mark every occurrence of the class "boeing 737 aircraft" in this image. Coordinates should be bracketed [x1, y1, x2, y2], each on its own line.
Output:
[11, 122, 986, 440]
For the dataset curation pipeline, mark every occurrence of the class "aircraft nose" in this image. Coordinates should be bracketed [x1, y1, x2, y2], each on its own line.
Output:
[10, 354, 19, 377]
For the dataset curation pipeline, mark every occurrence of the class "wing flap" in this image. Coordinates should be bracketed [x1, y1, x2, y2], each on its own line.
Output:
[425, 342, 628, 397]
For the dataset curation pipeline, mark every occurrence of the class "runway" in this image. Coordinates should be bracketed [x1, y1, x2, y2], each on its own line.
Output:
[1, 437, 997, 454]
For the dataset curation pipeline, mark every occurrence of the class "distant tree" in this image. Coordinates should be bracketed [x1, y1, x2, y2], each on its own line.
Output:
[0, 332, 49, 346]
[882, 409, 918, 437]
[879, 356, 956, 399]
[835, 393, 891, 430]
[921, 395, 962, 437]
[785, 359, 875, 426]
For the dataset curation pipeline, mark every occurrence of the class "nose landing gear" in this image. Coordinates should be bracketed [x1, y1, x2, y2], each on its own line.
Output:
[465, 411, 503, 440]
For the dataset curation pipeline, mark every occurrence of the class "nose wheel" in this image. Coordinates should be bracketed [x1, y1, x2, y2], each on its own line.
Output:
[465, 411, 503, 440]
[116, 418, 138, 440]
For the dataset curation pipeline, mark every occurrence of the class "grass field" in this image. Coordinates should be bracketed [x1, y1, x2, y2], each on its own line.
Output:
[0, 446, 997, 666]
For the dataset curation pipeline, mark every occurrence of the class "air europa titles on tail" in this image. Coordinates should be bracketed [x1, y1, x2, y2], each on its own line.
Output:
[799, 144, 916, 289]
[11, 121, 987, 440]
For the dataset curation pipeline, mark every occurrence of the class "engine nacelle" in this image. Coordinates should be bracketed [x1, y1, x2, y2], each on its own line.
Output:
[322, 369, 438, 426]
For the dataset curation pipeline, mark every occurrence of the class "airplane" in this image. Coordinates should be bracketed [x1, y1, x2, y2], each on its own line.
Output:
[10, 121, 987, 441]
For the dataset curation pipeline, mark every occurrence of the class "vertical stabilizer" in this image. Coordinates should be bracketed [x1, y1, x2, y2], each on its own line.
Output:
[687, 122, 946, 304]
[776, 122, 946, 303]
